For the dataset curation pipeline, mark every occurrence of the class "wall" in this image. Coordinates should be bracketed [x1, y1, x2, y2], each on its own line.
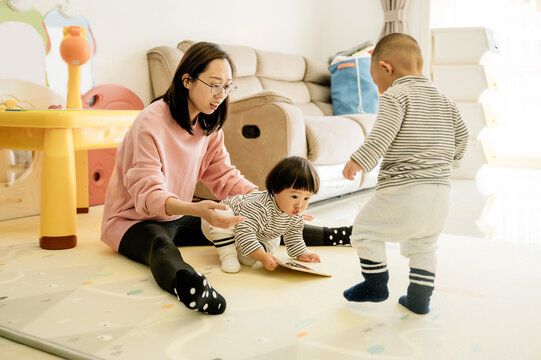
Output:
[316, 0, 431, 74]
[31, 0, 429, 105]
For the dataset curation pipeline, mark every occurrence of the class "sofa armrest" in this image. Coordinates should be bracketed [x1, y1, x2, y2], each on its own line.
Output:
[230, 90, 295, 110]
[227, 91, 307, 188]
[195, 91, 307, 199]
[342, 113, 377, 136]
[147, 46, 183, 98]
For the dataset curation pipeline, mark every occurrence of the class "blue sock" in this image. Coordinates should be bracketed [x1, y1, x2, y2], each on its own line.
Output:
[343, 259, 389, 302]
[174, 269, 226, 315]
[398, 268, 435, 314]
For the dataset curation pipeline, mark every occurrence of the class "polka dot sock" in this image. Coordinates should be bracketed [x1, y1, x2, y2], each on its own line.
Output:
[343, 259, 389, 302]
[323, 226, 352, 246]
[173, 269, 226, 315]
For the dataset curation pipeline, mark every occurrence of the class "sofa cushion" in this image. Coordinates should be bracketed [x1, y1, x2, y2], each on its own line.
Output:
[232, 76, 263, 100]
[255, 50, 306, 81]
[313, 102, 333, 116]
[297, 103, 325, 117]
[304, 57, 331, 85]
[222, 45, 258, 78]
[147, 46, 184, 98]
[341, 113, 377, 136]
[258, 78, 311, 105]
[304, 116, 365, 166]
[305, 82, 331, 104]
[175, 41, 335, 115]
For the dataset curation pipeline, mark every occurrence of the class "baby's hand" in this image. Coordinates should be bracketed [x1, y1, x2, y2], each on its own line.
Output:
[260, 253, 280, 271]
[342, 160, 363, 181]
[297, 252, 321, 263]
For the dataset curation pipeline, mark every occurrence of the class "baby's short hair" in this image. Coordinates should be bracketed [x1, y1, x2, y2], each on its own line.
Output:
[266, 156, 320, 195]
[372, 33, 423, 68]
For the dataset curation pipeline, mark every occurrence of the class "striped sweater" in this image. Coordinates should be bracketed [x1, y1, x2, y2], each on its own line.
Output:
[351, 76, 469, 190]
[223, 191, 306, 258]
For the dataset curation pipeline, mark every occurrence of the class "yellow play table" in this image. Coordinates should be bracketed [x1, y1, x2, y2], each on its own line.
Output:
[0, 109, 138, 249]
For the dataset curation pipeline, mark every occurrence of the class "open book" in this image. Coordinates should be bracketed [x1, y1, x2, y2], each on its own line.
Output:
[277, 260, 331, 277]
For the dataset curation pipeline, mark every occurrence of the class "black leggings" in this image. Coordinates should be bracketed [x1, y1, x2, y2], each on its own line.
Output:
[118, 216, 329, 295]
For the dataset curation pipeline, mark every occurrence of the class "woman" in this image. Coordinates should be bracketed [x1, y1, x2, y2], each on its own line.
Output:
[101, 42, 351, 315]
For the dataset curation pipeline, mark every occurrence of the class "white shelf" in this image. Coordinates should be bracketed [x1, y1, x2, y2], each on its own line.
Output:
[432, 27, 500, 65]
[452, 140, 488, 179]
[432, 27, 501, 180]
[456, 102, 497, 140]
[432, 65, 496, 102]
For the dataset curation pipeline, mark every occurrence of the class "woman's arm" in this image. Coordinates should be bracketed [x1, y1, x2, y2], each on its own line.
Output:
[200, 130, 257, 199]
[165, 198, 244, 229]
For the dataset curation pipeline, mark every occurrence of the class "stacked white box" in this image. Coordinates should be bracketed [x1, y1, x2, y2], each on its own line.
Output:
[431, 27, 500, 179]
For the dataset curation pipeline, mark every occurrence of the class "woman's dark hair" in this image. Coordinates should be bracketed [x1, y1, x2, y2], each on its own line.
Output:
[153, 41, 236, 135]
[266, 156, 320, 194]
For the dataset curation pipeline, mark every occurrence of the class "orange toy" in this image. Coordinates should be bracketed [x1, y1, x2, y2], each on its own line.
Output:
[82, 85, 144, 206]
[60, 25, 92, 213]
[60, 26, 91, 109]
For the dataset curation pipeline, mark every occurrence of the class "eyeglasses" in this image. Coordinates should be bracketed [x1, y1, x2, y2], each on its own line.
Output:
[195, 78, 237, 97]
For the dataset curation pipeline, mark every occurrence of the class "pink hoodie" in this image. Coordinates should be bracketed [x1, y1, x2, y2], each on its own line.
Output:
[101, 99, 256, 251]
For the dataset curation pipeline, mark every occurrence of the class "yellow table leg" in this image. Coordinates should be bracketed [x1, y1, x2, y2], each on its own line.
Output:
[75, 150, 89, 213]
[40, 128, 77, 250]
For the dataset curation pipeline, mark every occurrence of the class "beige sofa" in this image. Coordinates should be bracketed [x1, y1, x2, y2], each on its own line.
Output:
[147, 40, 378, 202]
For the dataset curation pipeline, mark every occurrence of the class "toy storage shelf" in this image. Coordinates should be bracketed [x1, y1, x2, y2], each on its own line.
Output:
[431, 27, 500, 179]
[432, 65, 496, 102]
[432, 27, 500, 65]
[456, 102, 497, 140]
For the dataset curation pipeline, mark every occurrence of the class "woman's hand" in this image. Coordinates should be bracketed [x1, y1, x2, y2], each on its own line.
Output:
[297, 252, 321, 263]
[193, 200, 244, 228]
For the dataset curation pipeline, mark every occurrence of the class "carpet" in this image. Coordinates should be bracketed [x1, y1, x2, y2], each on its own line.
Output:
[2, 224, 541, 359]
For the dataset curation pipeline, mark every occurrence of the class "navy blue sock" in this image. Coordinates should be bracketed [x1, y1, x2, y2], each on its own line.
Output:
[323, 226, 352, 246]
[398, 268, 435, 314]
[343, 259, 389, 302]
[174, 269, 226, 315]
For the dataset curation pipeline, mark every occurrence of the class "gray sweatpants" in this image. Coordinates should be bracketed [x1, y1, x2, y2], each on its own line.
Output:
[351, 183, 451, 273]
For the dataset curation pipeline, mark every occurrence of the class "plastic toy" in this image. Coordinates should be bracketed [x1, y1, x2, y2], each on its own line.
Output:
[82, 85, 144, 206]
[0, 27, 139, 249]
[60, 26, 91, 109]
[44, 1, 97, 97]
[58, 25, 91, 213]
[0, 98, 21, 110]
[0, 0, 50, 85]
[0, 79, 64, 222]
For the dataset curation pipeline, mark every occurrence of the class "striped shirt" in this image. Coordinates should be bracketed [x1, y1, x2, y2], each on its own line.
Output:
[351, 76, 469, 190]
[223, 191, 306, 258]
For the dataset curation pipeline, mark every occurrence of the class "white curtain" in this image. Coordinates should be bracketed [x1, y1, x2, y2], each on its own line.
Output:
[379, 0, 409, 38]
